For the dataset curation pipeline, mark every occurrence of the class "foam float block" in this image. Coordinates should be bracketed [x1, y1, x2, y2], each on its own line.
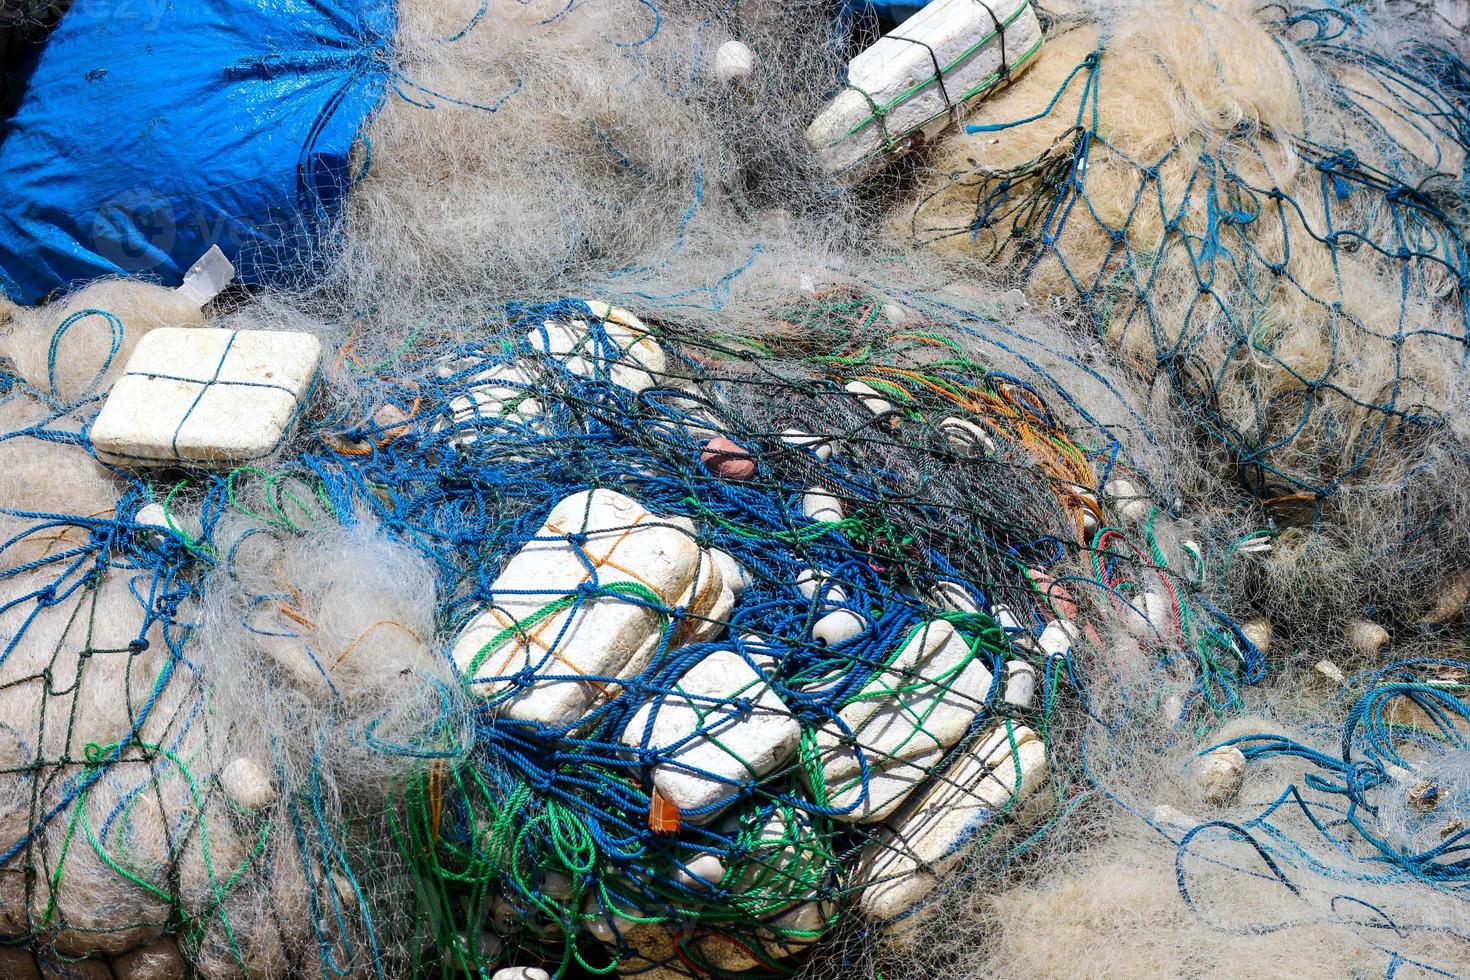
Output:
[437, 301, 664, 445]
[854, 721, 1046, 931]
[807, 619, 994, 822]
[440, 362, 543, 445]
[622, 650, 800, 821]
[90, 327, 320, 468]
[528, 301, 667, 392]
[453, 489, 710, 724]
[670, 552, 736, 647]
[807, 0, 1044, 173]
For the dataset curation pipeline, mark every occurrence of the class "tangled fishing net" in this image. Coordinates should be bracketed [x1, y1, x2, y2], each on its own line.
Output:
[0, 0, 1468, 977]
[0, 281, 1239, 978]
[903, 0, 1470, 627]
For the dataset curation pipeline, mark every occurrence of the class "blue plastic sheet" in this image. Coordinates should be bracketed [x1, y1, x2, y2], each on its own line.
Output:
[839, 0, 935, 32]
[0, 0, 395, 305]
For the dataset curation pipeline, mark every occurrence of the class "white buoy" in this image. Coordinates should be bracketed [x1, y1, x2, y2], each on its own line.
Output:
[220, 757, 276, 811]
[797, 569, 847, 609]
[781, 428, 834, 461]
[1347, 620, 1389, 657]
[708, 549, 751, 597]
[938, 416, 996, 455]
[813, 608, 866, 645]
[714, 40, 755, 85]
[1193, 746, 1247, 804]
[1037, 620, 1075, 657]
[490, 897, 521, 934]
[1004, 660, 1037, 708]
[675, 854, 726, 887]
[844, 381, 895, 418]
[935, 580, 981, 615]
[802, 487, 845, 523]
[1105, 478, 1152, 524]
[1151, 804, 1196, 831]
[583, 900, 617, 943]
[492, 968, 551, 980]
[1240, 617, 1272, 654]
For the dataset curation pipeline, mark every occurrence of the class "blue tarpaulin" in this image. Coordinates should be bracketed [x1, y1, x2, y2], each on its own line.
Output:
[0, 0, 395, 305]
[839, 0, 935, 32]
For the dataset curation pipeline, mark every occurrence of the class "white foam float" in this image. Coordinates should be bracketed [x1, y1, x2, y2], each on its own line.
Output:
[853, 721, 1046, 932]
[90, 327, 320, 468]
[806, 619, 995, 823]
[807, 0, 1044, 173]
[452, 490, 729, 724]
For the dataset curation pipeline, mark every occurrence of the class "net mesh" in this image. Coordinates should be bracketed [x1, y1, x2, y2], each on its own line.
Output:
[905, 0, 1470, 521]
[0, 290, 1246, 977]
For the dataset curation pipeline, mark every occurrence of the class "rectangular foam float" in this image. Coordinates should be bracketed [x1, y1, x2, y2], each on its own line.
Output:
[90, 327, 320, 468]
[623, 650, 800, 823]
[807, 0, 1044, 173]
[452, 489, 730, 725]
[853, 721, 1046, 930]
[806, 618, 994, 823]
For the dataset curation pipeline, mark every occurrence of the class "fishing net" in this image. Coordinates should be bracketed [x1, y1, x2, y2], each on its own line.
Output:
[0, 282, 1253, 977]
[1, 0, 1468, 977]
[904, 0, 1470, 527]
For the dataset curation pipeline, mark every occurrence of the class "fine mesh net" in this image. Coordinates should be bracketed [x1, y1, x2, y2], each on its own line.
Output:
[0, 287, 1245, 977]
[904, 0, 1470, 521]
[1, 0, 1469, 977]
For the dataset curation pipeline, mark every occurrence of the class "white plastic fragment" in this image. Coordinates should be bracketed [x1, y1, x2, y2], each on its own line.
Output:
[844, 380, 895, 417]
[781, 428, 834, 461]
[452, 489, 717, 722]
[1004, 659, 1037, 708]
[853, 722, 1046, 930]
[220, 757, 276, 811]
[1315, 658, 1348, 687]
[675, 854, 726, 887]
[174, 245, 236, 307]
[802, 487, 845, 523]
[90, 327, 321, 468]
[810, 619, 995, 822]
[807, 0, 1044, 172]
[713, 40, 755, 85]
[813, 608, 866, 646]
[1194, 745, 1247, 804]
[622, 650, 800, 822]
